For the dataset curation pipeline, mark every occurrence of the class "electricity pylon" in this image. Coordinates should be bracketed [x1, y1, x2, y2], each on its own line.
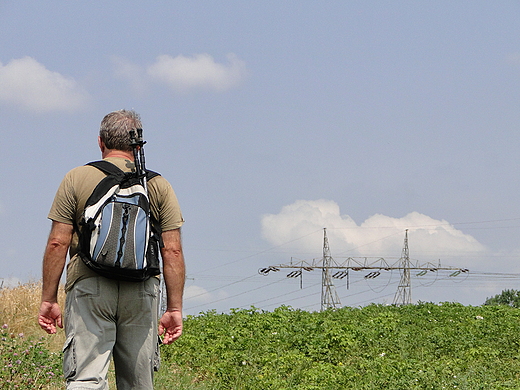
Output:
[392, 229, 411, 305]
[259, 229, 468, 310]
[321, 228, 342, 310]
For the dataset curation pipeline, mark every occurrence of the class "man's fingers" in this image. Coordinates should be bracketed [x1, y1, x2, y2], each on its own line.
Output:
[161, 327, 182, 345]
[38, 316, 56, 334]
[38, 302, 62, 333]
[162, 331, 174, 345]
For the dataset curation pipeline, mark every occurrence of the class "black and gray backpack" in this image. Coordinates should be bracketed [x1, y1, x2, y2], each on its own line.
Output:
[78, 130, 162, 282]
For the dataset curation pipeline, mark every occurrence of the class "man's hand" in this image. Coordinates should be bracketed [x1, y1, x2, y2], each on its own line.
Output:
[159, 229, 185, 345]
[158, 310, 183, 344]
[38, 301, 63, 334]
[39, 221, 72, 334]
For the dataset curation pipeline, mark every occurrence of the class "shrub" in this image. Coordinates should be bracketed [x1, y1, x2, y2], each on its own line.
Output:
[484, 289, 520, 308]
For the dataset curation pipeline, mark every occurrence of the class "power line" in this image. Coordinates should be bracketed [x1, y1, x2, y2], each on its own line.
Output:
[247, 280, 323, 309]
[181, 265, 520, 314]
[185, 277, 286, 311]
[187, 229, 323, 276]
[184, 274, 258, 301]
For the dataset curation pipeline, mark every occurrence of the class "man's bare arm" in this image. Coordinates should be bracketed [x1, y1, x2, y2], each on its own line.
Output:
[38, 221, 73, 334]
[158, 228, 186, 344]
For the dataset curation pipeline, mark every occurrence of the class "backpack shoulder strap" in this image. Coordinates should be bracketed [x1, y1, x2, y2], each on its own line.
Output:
[83, 161, 128, 209]
[87, 161, 160, 181]
[146, 170, 161, 180]
[86, 160, 126, 178]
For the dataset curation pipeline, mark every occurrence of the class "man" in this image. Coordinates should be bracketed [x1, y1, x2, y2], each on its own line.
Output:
[38, 110, 185, 389]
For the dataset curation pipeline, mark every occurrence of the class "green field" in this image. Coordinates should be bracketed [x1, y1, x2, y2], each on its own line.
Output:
[2, 284, 520, 389]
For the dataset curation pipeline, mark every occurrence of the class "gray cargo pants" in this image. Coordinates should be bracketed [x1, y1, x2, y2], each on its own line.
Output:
[63, 276, 160, 389]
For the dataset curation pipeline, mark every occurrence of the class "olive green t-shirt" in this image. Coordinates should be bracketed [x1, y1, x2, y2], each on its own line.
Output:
[48, 157, 184, 291]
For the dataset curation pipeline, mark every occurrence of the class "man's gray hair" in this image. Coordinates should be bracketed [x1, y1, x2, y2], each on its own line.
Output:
[99, 109, 143, 152]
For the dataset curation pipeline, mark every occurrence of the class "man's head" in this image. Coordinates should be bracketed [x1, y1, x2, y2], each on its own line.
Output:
[99, 109, 143, 152]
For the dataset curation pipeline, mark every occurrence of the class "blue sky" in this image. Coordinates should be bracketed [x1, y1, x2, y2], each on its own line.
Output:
[1, 1, 520, 314]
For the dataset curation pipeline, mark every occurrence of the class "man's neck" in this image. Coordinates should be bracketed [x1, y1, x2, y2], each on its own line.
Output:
[102, 150, 134, 160]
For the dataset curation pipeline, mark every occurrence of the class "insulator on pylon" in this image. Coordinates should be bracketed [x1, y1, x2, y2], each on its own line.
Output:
[332, 271, 348, 279]
[287, 270, 302, 278]
[258, 268, 270, 275]
[258, 266, 280, 275]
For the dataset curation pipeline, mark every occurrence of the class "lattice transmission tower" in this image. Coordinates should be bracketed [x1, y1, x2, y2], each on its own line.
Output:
[321, 228, 341, 310]
[392, 229, 412, 305]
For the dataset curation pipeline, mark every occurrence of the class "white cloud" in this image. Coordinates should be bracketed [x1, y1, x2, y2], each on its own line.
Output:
[184, 284, 229, 305]
[1, 277, 21, 288]
[112, 53, 247, 94]
[261, 199, 486, 264]
[146, 53, 247, 92]
[0, 56, 90, 113]
[111, 55, 148, 94]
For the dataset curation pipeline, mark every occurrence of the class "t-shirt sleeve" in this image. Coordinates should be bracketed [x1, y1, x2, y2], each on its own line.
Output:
[148, 176, 184, 231]
[48, 170, 77, 225]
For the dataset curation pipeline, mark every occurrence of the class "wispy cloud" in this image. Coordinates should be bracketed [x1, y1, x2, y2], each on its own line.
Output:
[111, 55, 149, 94]
[261, 199, 486, 265]
[184, 285, 229, 305]
[147, 53, 246, 91]
[112, 53, 247, 93]
[0, 277, 21, 288]
[0, 56, 90, 113]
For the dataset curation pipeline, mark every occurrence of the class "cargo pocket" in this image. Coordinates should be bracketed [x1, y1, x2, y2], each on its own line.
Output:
[62, 334, 77, 379]
[141, 277, 159, 298]
[153, 335, 161, 372]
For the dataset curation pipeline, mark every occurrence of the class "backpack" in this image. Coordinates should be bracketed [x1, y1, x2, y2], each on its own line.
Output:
[78, 160, 162, 282]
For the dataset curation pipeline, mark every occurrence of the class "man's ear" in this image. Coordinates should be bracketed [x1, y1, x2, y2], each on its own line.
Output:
[98, 136, 105, 153]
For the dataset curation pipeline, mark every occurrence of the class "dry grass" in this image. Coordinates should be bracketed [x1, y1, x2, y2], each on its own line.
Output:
[0, 281, 66, 353]
[0, 282, 122, 388]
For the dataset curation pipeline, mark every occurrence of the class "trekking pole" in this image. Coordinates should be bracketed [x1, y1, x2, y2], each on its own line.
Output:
[136, 128, 148, 192]
[129, 128, 148, 191]
[129, 130, 141, 173]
